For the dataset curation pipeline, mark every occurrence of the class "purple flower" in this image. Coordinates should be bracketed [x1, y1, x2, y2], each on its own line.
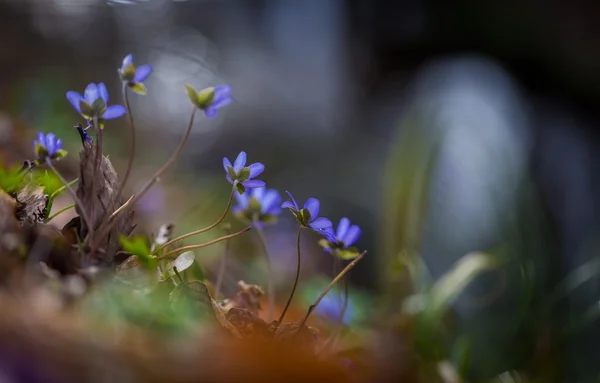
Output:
[313, 289, 354, 325]
[320, 217, 362, 259]
[185, 84, 232, 118]
[281, 191, 333, 232]
[233, 187, 281, 225]
[66, 83, 126, 127]
[119, 54, 153, 95]
[223, 151, 265, 194]
[33, 132, 67, 161]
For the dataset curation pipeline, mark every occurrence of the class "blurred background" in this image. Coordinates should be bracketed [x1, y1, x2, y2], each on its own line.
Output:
[1, 0, 600, 381]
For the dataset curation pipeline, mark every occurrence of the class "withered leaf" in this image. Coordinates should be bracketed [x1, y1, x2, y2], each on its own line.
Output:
[225, 307, 270, 339]
[272, 322, 317, 351]
[170, 281, 242, 339]
[77, 145, 134, 263]
[14, 185, 48, 225]
[221, 280, 265, 315]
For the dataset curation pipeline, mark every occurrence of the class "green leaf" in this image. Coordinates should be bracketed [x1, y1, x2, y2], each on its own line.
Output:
[0, 162, 26, 193]
[185, 85, 199, 108]
[31, 170, 62, 196]
[53, 149, 68, 161]
[168, 251, 195, 276]
[425, 251, 501, 322]
[235, 183, 246, 195]
[130, 83, 147, 96]
[119, 235, 155, 268]
[238, 167, 250, 181]
[226, 165, 237, 180]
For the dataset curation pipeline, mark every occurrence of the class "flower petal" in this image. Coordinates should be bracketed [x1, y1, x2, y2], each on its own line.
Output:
[233, 151, 247, 172]
[98, 82, 109, 103]
[223, 157, 233, 172]
[309, 217, 332, 230]
[261, 189, 280, 212]
[242, 180, 266, 189]
[55, 138, 63, 151]
[213, 96, 232, 109]
[102, 105, 126, 120]
[226, 174, 234, 185]
[336, 217, 350, 241]
[281, 201, 297, 210]
[214, 85, 231, 99]
[343, 225, 361, 247]
[122, 54, 133, 70]
[133, 64, 152, 83]
[84, 83, 99, 104]
[284, 190, 299, 210]
[66, 91, 84, 114]
[204, 107, 217, 118]
[45, 133, 56, 156]
[234, 190, 249, 208]
[303, 198, 320, 220]
[248, 162, 264, 179]
[36, 132, 46, 147]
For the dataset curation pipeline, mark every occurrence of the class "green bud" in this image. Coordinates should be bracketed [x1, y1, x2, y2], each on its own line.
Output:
[318, 238, 331, 251]
[185, 85, 199, 107]
[130, 83, 147, 96]
[195, 87, 215, 109]
[79, 100, 94, 119]
[337, 248, 360, 260]
[121, 64, 136, 82]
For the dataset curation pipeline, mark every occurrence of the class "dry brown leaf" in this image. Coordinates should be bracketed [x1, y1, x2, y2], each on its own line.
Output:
[14, 185, 47, 225]
[77, 145, 134, 263]
[221, 280, 265, 315]
[226, 307, 271, 340]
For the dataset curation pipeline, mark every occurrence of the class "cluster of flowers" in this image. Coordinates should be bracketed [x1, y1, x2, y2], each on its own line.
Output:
[32, 53, 361, 259]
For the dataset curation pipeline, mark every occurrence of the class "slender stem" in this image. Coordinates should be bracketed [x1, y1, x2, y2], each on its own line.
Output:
[277, 227, 303, 325]
[254, 222, 275, 322]
[162, 187, 235, 249]
[46, 159, 93, 232]
[297, 251, 367, 331]
[214, 225, 232, 298]
[159, 226, 251, 260]
[88, 116, 102, 242]
[46, 203, 75, 222]
[110, 84, 136, 212]
[94, 106, 198, 246]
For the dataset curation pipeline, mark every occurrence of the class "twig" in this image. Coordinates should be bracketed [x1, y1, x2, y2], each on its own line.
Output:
[297, 251, 367, 331]
[159, 226, 251, 259]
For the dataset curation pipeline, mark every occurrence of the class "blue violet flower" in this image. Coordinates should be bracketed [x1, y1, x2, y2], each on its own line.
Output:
[119, 54, 153, 95]
[281, 191, 333, 233]
[185, 84, 232, 118]
[66, 83, 126, 128]
[233, 187, 281, 226]
[223, 151, 265, 194]
[33, 132, 67, 162]
[320, 217, 362, 260]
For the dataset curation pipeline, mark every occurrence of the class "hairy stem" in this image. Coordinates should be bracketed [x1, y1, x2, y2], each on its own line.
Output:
[110, 84, 136, 214]
[159, 226, 251, 260]
[254, 223, 275, 322]
[214, 225, 231, 298]
[162, 187, 235, 249]
[277, 227, 303, 325]
[297, 251, 366, 331]
[46, 159, 93, 231]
